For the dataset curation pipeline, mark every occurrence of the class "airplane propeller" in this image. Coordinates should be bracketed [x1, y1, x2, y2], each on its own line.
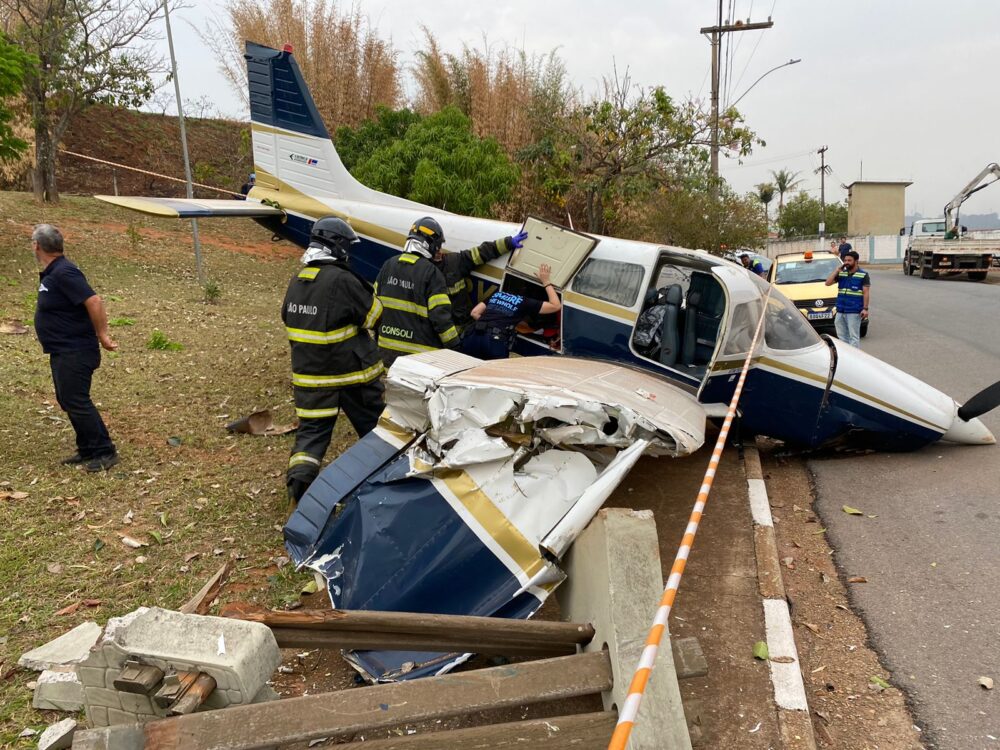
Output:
[957, 380, 1000, 422]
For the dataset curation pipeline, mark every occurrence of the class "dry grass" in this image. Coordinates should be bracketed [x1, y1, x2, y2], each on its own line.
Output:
[0, 192, 359, 744]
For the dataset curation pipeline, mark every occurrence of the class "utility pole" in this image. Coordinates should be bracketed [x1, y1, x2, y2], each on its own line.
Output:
[162, 0, 204, 284]
[816, 145, 830, 239]
[701, 6, 774, 199]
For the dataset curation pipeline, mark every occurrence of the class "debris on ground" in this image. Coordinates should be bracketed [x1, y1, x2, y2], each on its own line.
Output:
[0, 320, 29, 335]
[17, 621, 102, 671]
[225, 409, 296, 436]
[37, 718, 77, 750]
[32, 667, 84, 712]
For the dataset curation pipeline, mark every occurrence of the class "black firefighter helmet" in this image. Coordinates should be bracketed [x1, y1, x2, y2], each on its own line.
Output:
[408, 216, 445, 254]
[310, 216, 359, 259]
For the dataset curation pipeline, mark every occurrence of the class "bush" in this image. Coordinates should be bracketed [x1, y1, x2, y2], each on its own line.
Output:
[203, 279, 222, 304]
[109, 316, 135, 327]
[146, 329, 183, 351]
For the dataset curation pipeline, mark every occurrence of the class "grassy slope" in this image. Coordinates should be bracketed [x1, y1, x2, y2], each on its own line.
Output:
[0, 193, 359, 743]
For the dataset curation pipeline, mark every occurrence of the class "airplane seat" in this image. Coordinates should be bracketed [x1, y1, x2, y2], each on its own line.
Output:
[681, 289, 700, 365]
[642, 287, 659, 311]
[687, 273, 725, 364]
[658, 284, 684, 367]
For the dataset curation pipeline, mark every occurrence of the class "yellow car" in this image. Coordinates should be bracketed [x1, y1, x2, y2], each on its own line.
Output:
[767, 251, 868, 338]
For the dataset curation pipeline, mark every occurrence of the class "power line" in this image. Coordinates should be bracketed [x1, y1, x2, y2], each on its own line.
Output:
[723, 148, 816, 169]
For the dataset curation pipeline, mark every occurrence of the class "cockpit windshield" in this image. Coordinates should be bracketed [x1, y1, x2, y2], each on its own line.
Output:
[774, 258, 841, 284]
[748, 276, 824, 350]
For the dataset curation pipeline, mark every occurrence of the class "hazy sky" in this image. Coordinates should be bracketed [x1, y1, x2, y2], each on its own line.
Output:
[160, 0, 1000, 217]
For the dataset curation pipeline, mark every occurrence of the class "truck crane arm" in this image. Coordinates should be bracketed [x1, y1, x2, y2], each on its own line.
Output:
[943, 163, 1000, 230]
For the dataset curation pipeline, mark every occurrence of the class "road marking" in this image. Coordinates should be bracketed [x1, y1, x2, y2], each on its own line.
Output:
[748, 478, 772, 527]
[763, 598, 810, 711]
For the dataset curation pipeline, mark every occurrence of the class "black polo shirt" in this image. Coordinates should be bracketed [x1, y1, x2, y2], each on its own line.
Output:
[34, 255, 98, 353]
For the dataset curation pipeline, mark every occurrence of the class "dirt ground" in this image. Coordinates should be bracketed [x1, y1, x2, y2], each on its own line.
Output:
[758, 441, 925, 750]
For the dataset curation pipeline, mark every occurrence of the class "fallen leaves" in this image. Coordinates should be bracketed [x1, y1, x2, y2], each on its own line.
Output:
[842, 505, 864, 516]
[0, 490, 29, 501]
[752, 641, 769, 660]
[847, 576, 868, 584]
[120, 535, 148, 549]
[979, 676, 994, 690]
[54, 599, 102, 616]
[870, 675, 892, 690]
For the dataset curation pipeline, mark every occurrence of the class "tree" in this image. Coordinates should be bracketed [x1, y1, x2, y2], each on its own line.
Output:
[0, 31, 32, 162]
[338, 106, 519, 217]
[519, 70, 760, 234]
[208, 0, 401, 130]
[2, 0, 165, 201]
[770, 168, 801, 215]
[640, 184, 766, 251]
[334, 106, 420, 172]
[777, 192, 848, 237]
[756, 182, 775, 229]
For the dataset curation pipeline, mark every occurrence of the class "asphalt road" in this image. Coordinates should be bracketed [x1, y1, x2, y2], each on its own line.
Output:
[808, 269, 1000, 749]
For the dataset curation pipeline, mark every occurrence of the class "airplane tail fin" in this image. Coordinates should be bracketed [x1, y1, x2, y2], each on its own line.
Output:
[244, 42, 414, 208]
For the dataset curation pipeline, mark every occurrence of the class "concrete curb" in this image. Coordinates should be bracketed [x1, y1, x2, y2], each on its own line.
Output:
[743, 443, 817, 750]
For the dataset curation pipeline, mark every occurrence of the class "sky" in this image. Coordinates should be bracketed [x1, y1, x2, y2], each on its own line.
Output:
[157, 0, 1000, 218]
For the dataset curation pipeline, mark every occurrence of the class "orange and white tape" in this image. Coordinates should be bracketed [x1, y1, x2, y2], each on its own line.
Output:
[608, 283, 772, 750]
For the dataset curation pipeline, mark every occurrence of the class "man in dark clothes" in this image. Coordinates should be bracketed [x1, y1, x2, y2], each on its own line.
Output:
[837, 236, 853, 259]
[32, 224, 120, 472]
[460, 263, 561, 360]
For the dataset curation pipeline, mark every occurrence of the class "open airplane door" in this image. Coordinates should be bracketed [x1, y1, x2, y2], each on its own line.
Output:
[501, 217, 599, 355]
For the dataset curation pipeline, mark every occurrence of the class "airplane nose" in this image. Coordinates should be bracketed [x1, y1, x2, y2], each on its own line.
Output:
[942, 412, 996, 445]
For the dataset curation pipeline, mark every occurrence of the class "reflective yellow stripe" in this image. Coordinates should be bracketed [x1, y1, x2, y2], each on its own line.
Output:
[398, 254, 419, 264]
[292, 361, 384, 387]
[379, 338, 438, 354]
[363, 297, 383, 329]
[439, 326, 459, 344]
[427, 294, 450, 310]
[289, 452, 321, 467]
[286, 324, 358, 344]
[380, 296, 428, 317]
[295, 406, 340, 418]
[471, 246, 483, 265]
[447, 279, 468, 295]
[298, 267, 320, 280]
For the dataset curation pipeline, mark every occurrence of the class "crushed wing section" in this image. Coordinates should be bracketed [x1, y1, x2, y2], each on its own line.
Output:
[94, 196, 285, 219]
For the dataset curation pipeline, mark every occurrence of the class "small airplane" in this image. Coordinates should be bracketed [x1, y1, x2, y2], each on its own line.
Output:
[98, 41, 1000, 452]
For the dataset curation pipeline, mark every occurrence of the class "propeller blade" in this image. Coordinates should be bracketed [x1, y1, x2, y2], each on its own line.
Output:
[957, 380, 1000, 422]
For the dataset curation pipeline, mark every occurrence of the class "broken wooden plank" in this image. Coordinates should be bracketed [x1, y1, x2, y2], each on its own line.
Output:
[335, 711, 617, 749]
[179, 563, 231, 615]
[168, 673, 216, 716]
[220, 603, 594, 647]
[268, 626, 577, 657]
[153, 671, 199, 709]
[143, 651, 612, 750]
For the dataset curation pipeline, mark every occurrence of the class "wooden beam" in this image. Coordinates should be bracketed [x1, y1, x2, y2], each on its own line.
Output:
[143, 651, 612, 750]
[221, 603, 594, 650]
[268, 626, 577, 657]
[168, 673, 216, 716]
[180, 563, 231, 615]
[335, 712, 617, 749]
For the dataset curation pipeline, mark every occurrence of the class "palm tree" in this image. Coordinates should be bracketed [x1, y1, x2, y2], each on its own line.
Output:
[756, 183, 775, 231]
[770, 169, 802, 216]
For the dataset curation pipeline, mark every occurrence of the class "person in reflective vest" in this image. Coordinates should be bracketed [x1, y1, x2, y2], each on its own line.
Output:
[460, 264, 562, 360]
[824, 249, 870, 348]
[282, 217, 385, 504]
[413, 216, 528, 330]
[374, 217, 461, 366]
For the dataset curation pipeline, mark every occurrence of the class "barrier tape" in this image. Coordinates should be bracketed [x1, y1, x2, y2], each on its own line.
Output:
[607, 281, 773, 750]
[58, 149, 242, 197]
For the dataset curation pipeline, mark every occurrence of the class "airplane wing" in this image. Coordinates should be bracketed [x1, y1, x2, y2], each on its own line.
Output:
[95, 196, 285, 219]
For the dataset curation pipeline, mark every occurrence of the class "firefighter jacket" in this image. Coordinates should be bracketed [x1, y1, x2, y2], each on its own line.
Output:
[375, 252, 459, 366]
[282, 260, 384, 417]
[437, 237, 515, 328]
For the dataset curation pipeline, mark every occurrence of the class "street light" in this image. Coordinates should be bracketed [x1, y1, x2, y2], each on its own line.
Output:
[729, 58, 801, 111]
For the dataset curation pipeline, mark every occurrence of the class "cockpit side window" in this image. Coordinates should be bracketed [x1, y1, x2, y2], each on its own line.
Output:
[571, 258, 645, 307]
[722, 300, 764, 355]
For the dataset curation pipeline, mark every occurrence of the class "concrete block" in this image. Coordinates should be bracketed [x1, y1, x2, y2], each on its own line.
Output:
[557, 508, 692, 750]
[79, 648, 108, 669]
[672, 636, 709, 680]
[18, 622, 102, 671]
[227, 688, 243, 703]
[117, 692, 153, 714]
[32, 668, 84, 712]
[84, 686, 122, 710]
[106, 708, 140, 726]
[37, 718, 77, 750]
[70, 725, 144, 750]
[101, 643, 128, 670]
[77, 666, 107, 688]
[85, 705, 109, 727]
[99, 607, 280, 705]
[252, 685, 280, 703]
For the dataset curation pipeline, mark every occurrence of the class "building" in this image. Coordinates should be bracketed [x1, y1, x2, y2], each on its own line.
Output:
[846, 180, 912, 236]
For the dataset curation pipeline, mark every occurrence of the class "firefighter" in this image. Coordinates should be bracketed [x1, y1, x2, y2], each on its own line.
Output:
[282, 216, 385, 504]
[374, 217, 461, 366]
[424, 218, 529, 330]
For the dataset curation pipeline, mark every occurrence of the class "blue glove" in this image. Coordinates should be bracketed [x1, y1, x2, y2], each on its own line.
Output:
[510, 230, 529, 249]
